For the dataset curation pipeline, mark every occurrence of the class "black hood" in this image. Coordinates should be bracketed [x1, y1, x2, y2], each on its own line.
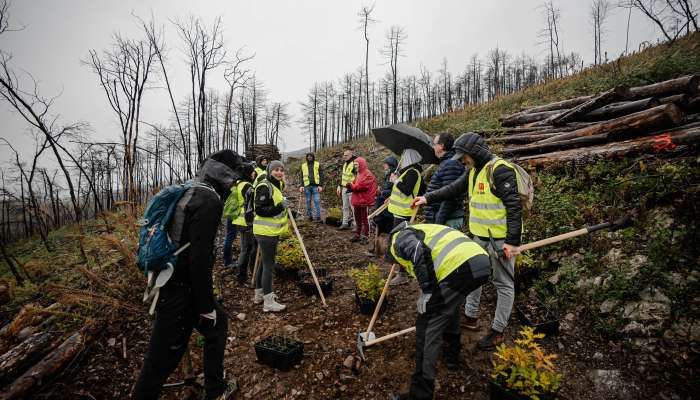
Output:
[452, 132, 493, 170]
[196, 150, 244, 198]
[306, 152, 315, 162]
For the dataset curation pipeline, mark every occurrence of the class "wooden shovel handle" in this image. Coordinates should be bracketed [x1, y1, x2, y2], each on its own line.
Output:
[288, 212, 327, 306]
[365, 326, 416, 347]
[250, 247, 261, 286]
[518, 228, 589, 252]
[365, 264, 396, 337]
[368, 203, 389, 220]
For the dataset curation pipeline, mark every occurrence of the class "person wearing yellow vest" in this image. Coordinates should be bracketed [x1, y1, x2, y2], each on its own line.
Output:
[230, 163, 257, 286]
[336, 148, 356, 229]
[252, 160, 290, 312]
[254, 155, 268, 186]
[413, 132, 523, 351]
[297, 152, 323, 222]
[385, 222, 490, 400]
[387, 148, 426, 286]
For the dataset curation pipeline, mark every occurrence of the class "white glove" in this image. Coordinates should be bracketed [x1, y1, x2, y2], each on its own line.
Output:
[416, 292, 432, 314]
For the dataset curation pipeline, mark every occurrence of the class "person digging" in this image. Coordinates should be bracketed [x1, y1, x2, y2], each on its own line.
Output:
[385, 222, 490, 400]
[413, 132, 523, 351]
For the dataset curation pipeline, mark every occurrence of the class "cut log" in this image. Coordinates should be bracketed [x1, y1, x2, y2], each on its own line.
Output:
[627, 75, 699, 100]
[488, 132, 565, 145]
[0, 332, 57, 385]
[659, 94, 689, 108]
[536, 104, 684, 144]
[500, 109, 563, 127]
[516, 127, 700, 167]
[0, 323, 101, 400]
[548, 86, 631, 126]
[520, 95, 594, 114]
[579, 98, 660, 122]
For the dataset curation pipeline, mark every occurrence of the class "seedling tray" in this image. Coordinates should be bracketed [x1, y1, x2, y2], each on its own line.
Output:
[254, 335, 304, 371]
[515, 300, 560, 336]
[515, 267, 539, 290]
[297, 268, 333, 296]
[355, 291, 387, 316]
[325, 216, 341, 227]
[274, 265, 300, 280]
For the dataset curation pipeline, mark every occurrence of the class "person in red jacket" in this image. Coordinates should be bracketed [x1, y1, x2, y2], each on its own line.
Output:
[346, 156, 376, 244]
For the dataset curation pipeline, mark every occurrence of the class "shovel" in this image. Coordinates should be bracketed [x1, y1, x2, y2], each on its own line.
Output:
[288, 211, 327, 306]
[356, 264, 396, 360]
[517, 214, 632, 253]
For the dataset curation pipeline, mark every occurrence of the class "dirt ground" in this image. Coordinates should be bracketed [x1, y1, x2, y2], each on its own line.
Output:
[35, 185, 689, 400]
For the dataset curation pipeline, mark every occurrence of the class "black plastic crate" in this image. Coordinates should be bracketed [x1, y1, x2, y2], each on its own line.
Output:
[515, 300, 560, 336]
[325, 216, 341, 227]
[254, 335, 304, 371]
[297, 268, 333, 296]
[274, 265, 300, 280]
[490, 380, 557, 400]
[355, 291, 387, 315]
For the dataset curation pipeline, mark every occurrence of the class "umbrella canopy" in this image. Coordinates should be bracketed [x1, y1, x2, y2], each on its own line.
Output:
[371, 124, 440, 164]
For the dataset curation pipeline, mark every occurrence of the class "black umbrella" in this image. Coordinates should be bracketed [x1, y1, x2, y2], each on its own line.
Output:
[371, 124, 440, 164]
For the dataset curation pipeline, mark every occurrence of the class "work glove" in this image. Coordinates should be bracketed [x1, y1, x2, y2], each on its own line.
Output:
[198, 309, 217, 330]
[416, 291, 432, 314]
[281, 198, 291, 209]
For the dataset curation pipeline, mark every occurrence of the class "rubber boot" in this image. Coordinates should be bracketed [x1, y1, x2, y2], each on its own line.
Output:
[253, 288, 264, 304]
[262, 292, 286, 312]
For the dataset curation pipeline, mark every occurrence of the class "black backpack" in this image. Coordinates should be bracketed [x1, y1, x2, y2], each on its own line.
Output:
[243, 183, 256, 225]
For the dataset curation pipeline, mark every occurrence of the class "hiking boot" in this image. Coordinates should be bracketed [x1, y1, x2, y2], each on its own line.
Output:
[462, 315, 478, 330]
[253, 288, 264, 304]
[206, 377, 238, 400]
[262, 292, 286, 312]
[350, 235, 361, 243]
[338, 224, 351, 230]
[477, 329, 504, 351]
[360, 235, 369, 245]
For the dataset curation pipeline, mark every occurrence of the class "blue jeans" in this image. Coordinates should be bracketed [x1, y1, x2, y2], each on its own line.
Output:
[222, 219, 238, 266]
[304, 186, 321, 220]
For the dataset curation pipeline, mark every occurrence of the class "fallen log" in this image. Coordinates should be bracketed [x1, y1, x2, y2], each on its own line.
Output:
[627, 75, 699, 100]
[488, 132, 565, 145]
[516, 127, 700, 168]
[0, 323, 102, 400]
[520, 95, 594, 114]
[548, 86, 631, 126]
[579, 97, 659, 122]
[500, 109, 563, 127]
[536, 104, 683, 144]
[659, 93, 689, 108]
[0, 332, 57, 385]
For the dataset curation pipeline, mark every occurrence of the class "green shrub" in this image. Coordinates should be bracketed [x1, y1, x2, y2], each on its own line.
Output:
[350, 263, 386, 302]
[276, 237, 304, 269]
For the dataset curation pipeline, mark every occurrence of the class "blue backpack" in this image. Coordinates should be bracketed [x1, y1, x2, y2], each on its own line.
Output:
[137, 182, 197, 275]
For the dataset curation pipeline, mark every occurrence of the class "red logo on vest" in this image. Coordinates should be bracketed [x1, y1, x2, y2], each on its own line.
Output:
[478, 182, 484, 191]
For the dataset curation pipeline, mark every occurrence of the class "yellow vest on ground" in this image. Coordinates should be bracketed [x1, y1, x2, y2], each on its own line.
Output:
[468, 158, 520, 238]
[232, 181, 252, 227]
[253, 178, 288, 237]
[388, 167, 421, 218]
[390, 224, 487, 282]
[341, 161, 355, 186]
[301, 161, 320, 187]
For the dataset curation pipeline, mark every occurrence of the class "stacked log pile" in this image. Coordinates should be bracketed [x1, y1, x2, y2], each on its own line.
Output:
[245, 144, 281, 162]
[488, 75, 700, 167]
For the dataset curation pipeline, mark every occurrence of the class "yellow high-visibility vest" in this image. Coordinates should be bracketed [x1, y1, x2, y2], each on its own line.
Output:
[468, 158, 521, 238]
[232, 181, 251, 227]
[253, 179, 288, 237]
[340, 161, 355, 186]
[301, 161, 320, 187]
[388, 167, 421, 217]
[390, 224, 487, 282]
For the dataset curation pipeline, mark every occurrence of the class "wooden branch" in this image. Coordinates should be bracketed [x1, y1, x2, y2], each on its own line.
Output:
[499, 109, 563, 127]
[579, 97, 660, 122]
[627, 75, 699, 100]
[0, 332, 57, 385]
[536, 104, 683, 144]
[520, 95, 594, 114]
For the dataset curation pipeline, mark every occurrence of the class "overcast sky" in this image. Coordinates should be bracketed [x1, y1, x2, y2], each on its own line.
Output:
[1, 0, 663, 164]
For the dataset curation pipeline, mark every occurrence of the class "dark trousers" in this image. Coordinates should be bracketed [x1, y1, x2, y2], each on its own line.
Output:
[236, 227, 256, 283]
[133, 285, 228, 400]
[222, 219, 238, 266]
[409, 264, 489, 399]
[254, 234, 279, 295]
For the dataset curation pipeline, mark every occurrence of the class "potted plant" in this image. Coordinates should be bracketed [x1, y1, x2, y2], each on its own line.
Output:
[515, 253, 540, 290]
[350, 263, 387, 315]
[325, 207, 342, 227]
[275, 237, 304, 280]
[297, 267, 333, 296]
[254, 335, 304, 371]
[490, 326, 561, 400]
[515, 299, 560, 336]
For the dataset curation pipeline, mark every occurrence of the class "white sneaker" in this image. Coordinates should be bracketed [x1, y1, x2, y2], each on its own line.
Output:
[262, 292, 286, 312]
[253, 288, 264, 304]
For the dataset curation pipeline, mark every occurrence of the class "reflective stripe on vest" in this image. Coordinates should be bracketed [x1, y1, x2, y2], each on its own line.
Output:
[390, 224, 487, 282]
[253, 179, 288, 237]
[468, 159, 511, 238]
[301, 161, 320, 187]
[341, 162, 355, 186]
[388, 167, 421, 217]
[232, 181, 251, 227]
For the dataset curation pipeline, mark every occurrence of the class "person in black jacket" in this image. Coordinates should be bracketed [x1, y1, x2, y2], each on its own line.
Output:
[424, 133, 465, 228]
[134, 150, 241, 400]
[233, 163, 257, 286]
[413, 132, 522, 351]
